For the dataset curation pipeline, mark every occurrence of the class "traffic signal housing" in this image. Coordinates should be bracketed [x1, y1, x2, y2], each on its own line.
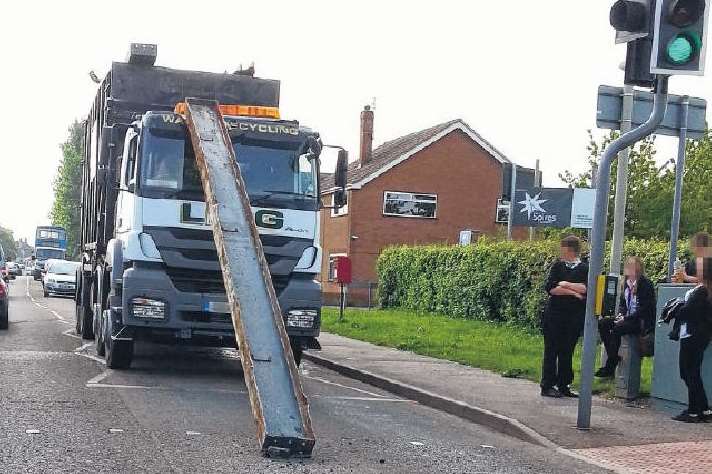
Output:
[611, 0, 653, 43]
[610, 0, 656, 86]
[651, 0, 710, 75]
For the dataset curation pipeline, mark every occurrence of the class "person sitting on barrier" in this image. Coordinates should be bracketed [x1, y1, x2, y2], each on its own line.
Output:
[540, 235, 589, 399]
[673, 257, 712, 423]
[595, 256, 655, 378]
[676, 232, 712, 284]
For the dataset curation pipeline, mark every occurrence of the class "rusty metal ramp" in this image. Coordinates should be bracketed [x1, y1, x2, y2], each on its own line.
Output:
[183, 98, 315, 457]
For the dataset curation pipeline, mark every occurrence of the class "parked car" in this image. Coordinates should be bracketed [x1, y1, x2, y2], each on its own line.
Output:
[43, 260, 80, 297]
[6, 262, 20, 279]
[0, 243, 8, 283]
[0, 275, 7, 329]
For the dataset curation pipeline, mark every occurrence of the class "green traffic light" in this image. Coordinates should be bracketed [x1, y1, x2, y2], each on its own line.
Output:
[667, 35, 694, 63]
[666, 31, 702, 65]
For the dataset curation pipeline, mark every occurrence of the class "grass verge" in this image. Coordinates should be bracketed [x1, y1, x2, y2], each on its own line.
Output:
[322, 307, 652, 397]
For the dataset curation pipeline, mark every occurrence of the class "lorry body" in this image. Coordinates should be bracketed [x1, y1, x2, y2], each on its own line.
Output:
[77, 45, 331, 367]
[33, 226, 67, 280]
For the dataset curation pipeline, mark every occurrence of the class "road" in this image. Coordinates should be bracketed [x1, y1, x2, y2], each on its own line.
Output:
[0, 276, 606, 473]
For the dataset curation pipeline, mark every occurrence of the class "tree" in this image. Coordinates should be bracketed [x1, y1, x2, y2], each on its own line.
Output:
[0, 226, 18, 261]
[560, 130, 712, 240]
[51, 121, 84, 258]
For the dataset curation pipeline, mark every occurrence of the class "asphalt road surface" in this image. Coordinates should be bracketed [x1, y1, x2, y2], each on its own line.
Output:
[0, 276, 606, 473]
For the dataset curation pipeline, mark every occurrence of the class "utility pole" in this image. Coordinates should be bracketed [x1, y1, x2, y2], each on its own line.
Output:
[668, 96, 690, 278]
[529, 159, 540, 241]
[507, 164, 517, 241]
[609, 83, 635, 277]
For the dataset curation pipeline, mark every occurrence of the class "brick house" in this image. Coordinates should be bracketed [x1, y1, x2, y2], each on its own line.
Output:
[320, 107, 534, 306]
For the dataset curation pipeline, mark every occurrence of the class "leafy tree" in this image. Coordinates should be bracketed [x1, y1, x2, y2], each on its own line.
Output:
[50, 121, 84, 258]
[0, 226, 18, 261]
[560, 130, 712, 240]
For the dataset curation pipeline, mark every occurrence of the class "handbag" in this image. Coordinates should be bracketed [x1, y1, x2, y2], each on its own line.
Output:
[638, 330, 655, 357]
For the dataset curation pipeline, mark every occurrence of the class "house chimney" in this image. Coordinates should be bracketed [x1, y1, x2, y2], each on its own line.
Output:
[359, 105, 374, 167]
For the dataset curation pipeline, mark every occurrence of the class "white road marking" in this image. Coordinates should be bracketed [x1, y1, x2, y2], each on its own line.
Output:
[25, 429, 40, 434]
[186, 430, 201, 436]
[109, 429, 124, 434]
[62, 329, 82, 340]
[87, 383, 166, 390]
[74, 350, 107, 366]
[314, 395, 411, 403]
[304, 375, 389, 398]
[86, 370, 110, 385]
[75, 342, 93, 352]
[50, 310, 65, 321]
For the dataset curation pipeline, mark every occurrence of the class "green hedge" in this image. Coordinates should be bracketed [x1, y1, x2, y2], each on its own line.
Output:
[377, 238, 688, 330]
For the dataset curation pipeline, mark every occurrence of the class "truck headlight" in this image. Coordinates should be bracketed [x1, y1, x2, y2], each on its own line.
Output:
[286, 309, 317, 329]
[131, 297, 166, 319]
[294, 247, 317, 270]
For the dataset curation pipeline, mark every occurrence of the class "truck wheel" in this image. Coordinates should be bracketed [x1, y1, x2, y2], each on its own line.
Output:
[95, 310, 107, 357]
[104, 313, 133, 369]
[290, 341, 303, 367]
[76, 274, 94, 339]
[0, 303, 8, 330]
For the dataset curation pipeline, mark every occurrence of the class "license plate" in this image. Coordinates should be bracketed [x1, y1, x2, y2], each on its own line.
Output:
[206, 301, 230, 313]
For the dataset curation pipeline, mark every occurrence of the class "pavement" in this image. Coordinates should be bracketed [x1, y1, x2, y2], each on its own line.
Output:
[305, 332, 712, 474]
[0, 276, 605, 474]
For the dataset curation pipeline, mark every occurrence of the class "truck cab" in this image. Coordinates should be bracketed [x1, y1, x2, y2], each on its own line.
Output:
[97, 110, 325, 365]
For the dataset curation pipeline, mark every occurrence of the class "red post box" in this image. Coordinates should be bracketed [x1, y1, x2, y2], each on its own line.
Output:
[334, 256, 352, 284]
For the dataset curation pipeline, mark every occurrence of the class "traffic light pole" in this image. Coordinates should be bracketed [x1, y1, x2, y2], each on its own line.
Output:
[577, 75, 669, 430]
[668, 96, 690, 278]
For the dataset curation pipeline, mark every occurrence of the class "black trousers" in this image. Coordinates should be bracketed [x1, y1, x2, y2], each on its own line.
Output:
[679, 335, 710, 415]
[598, 317, 641, 370]
[541, 314, 583, 390]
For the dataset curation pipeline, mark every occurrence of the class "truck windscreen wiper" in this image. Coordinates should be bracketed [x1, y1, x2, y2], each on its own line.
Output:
[250, 190, 315, 205]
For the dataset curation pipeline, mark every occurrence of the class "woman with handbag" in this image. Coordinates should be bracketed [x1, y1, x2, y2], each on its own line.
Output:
[673, 257, 712, 423]
[595, 257, 656, 378]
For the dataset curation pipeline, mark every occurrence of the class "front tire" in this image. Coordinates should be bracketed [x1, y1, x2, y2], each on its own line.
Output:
[290, 341, 303, 367]
[0, 303, 8, 330]
[76, 273, 94, 339]
[104, 315, 133, 369]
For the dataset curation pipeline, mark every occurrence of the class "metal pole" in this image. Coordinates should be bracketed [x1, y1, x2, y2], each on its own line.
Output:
[577, 76, 669, 429]
[507, 164, 517, 240]
[668, 97, 690, 279]
[529, 159, 540, 241]
[610, 84, 635, 277]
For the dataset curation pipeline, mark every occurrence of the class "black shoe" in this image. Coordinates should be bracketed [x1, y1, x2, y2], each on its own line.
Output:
[595, 367, 615, 378]
[672, 411, 701, 423]
[559, 387, 579, 398]
[541, 387, 562, 398]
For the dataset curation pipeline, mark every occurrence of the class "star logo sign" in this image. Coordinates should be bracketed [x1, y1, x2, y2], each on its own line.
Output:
[518, 192, 548, 220]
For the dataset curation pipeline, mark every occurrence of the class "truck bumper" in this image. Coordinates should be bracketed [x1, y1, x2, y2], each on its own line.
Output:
[120, 264, 321, 343]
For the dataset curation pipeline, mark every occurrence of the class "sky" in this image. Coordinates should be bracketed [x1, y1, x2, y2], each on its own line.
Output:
[1, 0, 711, 243]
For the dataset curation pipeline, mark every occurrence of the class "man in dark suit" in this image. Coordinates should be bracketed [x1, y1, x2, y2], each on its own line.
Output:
[595, 256, 656, 378]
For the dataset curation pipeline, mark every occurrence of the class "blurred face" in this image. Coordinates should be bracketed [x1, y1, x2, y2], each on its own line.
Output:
[560, 245, 577, 262]
[624, 260, 639, 280]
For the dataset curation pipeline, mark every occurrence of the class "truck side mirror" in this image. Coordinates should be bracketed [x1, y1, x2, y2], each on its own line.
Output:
[333, 150, 348, 208]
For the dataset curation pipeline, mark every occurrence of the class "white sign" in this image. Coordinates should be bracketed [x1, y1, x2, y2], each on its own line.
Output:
[570, 188, 596, 229]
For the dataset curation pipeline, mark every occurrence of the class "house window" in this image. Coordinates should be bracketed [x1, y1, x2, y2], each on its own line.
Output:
[328, 253, 347, 281]
[330, 193, 349, 217]
[383, 191, 437, 219]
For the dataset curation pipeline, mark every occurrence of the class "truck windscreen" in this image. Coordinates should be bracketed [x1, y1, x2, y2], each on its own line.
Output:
[140, 128, 317, 210]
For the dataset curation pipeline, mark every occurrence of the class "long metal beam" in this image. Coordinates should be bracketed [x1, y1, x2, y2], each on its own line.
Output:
[183, 98, 315, 457]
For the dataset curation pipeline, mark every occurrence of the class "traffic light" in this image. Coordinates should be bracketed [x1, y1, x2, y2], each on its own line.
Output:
[610, 0, 653, 43]
[610, 1, 656, 86]
[651, 0, 710, 75]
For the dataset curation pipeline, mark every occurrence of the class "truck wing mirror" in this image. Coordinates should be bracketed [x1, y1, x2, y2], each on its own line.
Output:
[333, 149, 348, 209]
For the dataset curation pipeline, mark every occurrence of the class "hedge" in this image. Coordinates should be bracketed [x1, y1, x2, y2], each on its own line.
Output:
[377, 238, 689, 330]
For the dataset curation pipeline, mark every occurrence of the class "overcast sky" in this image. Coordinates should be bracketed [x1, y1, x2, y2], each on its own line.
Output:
[1, 1, 711, 243]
